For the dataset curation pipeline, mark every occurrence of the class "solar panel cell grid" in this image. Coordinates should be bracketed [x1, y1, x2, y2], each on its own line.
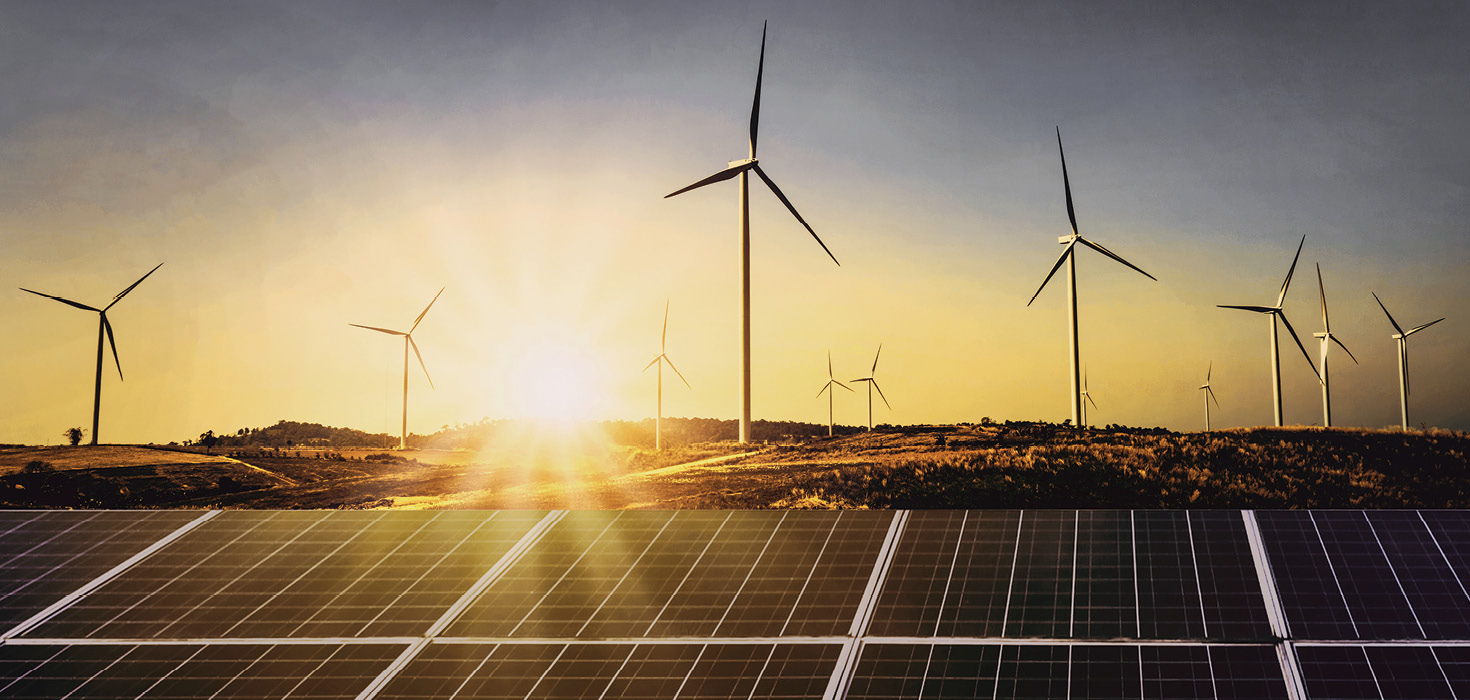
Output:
[1365, 512, 1470, 640]
[26, 510, 546, 639]
[1134, 511, 1207, 640]
[0, 643, 403, 700]
[0, 511, 200, 631]
[1257, 511, 1361, 640]
[1188, 511, 1273, 640]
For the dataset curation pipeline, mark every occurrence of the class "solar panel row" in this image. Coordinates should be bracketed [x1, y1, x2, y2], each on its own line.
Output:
[1295, 645, 1470, 700]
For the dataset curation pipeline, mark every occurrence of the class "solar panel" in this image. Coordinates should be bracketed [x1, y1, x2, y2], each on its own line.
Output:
[866, 510, 1270, 641]
[26, 510, 546, 639]
[375, 643, 842, 699]
[0, 642, 403, 699]
[1296, 644, 1470, 699]
[0, 510, 201, 631]
[445, 510, 893, 638]
[845, 644, 1289, 699]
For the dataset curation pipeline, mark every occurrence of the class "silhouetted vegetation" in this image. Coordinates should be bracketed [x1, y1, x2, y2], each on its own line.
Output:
[64, 427, 83, 446]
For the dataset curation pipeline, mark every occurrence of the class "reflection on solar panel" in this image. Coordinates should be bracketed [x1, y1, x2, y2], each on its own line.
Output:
[446, 510, 892, 638]
[0, 511, 201, 630]
[27, 510, 546, 639]
[0, 642, 403, 699]
[376, 643, 841, 699]
[4, 508, 1470, 699]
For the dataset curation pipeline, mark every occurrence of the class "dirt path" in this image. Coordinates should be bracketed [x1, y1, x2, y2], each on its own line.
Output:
[137, 445, 299, 487]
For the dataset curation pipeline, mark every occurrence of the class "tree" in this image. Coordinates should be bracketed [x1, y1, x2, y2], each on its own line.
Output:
[199, 430, 219, 453]
[64, 427, 84, 446]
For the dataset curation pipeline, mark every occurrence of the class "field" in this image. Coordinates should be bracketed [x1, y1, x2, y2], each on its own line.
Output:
[4, 422, 1469, 509]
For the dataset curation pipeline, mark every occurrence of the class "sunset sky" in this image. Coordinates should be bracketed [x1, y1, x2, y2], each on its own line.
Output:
[2, 1, 1468, 445]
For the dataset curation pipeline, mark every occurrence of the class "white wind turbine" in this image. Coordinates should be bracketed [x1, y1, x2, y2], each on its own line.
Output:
[1372, 292, 1444, 431]
[1312, 264, 1358, 427]
[815, 351, 854, 437]
[1079, 368, 1099, 428]
[1028, 128, 1156, 428]
[850, 345, 890, 431]
[350, 288, 442, 450]
[643, 301, 691, 451]
[1218, 235, 1319, 427]
[20, 263, 164, 446]
[664, 22, 839, 444]
[1199, 362, 1220, 432]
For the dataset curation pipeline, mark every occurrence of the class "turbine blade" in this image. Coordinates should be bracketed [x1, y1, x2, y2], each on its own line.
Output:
[664, 160, 756, 198]
[1076, 236, 1156, 281]
[664, 355, 691, 388]
[409, 337, 433, 389]
[1086, 393, 1099, 410]
[410, 287, 445, 332]
[107, 262, 164, 310]
[1331, 335, 1360, 364]
[816, 382, 830, 399]
[1276, 235, 1305, 307]
[1371, 292, 1404, 335]
[872, 343, 882, 373]
[1056, 126, 1078, 237]
[1405, 318, 1445, 336]
[752, 164, 840, 266]
[1206, 361, 1212, 383]
[643, 355, 661, 372]
[1027, 241, 1076, 306]
[749, 21, 766, 157]
[350, 323, 407, 336]
[835, 380, 854, 392]
[872, 380, 892, 410]
[850, 377, 871, 383]
[1316, 263, 1330, 332]
[102, 314, 122, 381]
[19, 288, 100, 312]
[1217, 304, 1278, 314]
[1277, 311, 1320, 380]
[662, 300, 670, 352]
[827, 351, 833, 380]
[1208, 386, 1220, 408]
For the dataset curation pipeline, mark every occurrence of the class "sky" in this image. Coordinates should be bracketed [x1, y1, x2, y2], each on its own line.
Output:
[2, 0, 1468, 445]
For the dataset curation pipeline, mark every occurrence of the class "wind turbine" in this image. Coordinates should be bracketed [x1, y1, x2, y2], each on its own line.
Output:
[1078, 367, 1098, 428]
[1312, 264, 1358, 427]
[350, 288, 442, 450]
[1372, 292, 1444, 431]
[1028, 128, 1156, 428]
[1199, 362, 1220, 432]
[815, 351, 853, 437]
[850, 345, 890, 431]
[664, 22, 839, 444]
[1217, 235, 1319, 427]
[643, 301, 690, 450]
[20, 263, 164, 446]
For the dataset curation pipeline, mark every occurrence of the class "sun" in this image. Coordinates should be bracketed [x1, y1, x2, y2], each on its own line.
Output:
[502, 334, 607, 424]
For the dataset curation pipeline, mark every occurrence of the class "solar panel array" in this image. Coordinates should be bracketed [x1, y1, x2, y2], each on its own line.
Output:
[1, 509, 1467, 699]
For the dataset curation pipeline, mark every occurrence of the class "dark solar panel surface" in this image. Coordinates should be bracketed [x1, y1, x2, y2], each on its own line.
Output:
[0, 511, 200, 630]
[867, 510, 1270, 640]
[1259, 510, 1470, 641]
[1297, 645, 1470, 700]
[27, 510, 546, 639]
[0, 642, 402, 699]
[376, 643, 842, 699]
[845, 644, 1289, 699]
[446, 510, 893, 638]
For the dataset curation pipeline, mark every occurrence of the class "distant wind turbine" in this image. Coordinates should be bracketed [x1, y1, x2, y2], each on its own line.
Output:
[1312, 264, 1358, 427]
[1199, 362, 1220, 432]
[1079, 368, 1098, 428]
[1028, 128, 1156, 428]
[815, 351, 853, 437]
[1218, 235, 1319, 427]
[643, 301, 690, 451]
[350, 288, 442, 450]
[850, 345, 890, 431]
[1372, 292, 1444, 431]
[20, 263, 164, 446]
[664, 21, 839, 444]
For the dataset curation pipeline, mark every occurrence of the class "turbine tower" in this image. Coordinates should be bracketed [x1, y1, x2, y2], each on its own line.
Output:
[350, 288, 442, 450]
[664, 22, 839, 444]
[1312, 264, 1358, 427]
[643, 301, 690, 451]
[850, 345, 890, 431]
[1217, 235, 1319, 427]
[20, 263, 164, 446]
[1372, 292, 1444, 431]
[1199, 362, 1220, 432]
[1079, 368, 1098, 428]
[1028, 128, 1156, 428]
[815, 351, 853, 437]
